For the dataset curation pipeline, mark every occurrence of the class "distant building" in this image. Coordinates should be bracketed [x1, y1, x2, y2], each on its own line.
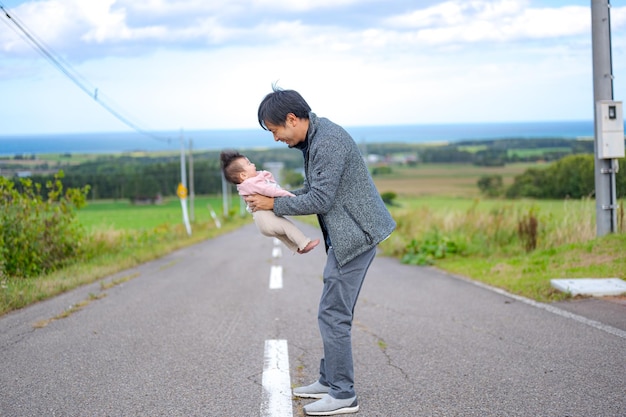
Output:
[367, 154, 383, 164]
[263, 162, 285, 184]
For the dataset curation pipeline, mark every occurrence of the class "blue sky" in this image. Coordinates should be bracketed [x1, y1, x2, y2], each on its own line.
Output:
[1, 0, 625, 135]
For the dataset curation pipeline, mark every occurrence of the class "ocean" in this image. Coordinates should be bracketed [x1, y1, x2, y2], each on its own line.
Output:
[0, 120, 597, 156]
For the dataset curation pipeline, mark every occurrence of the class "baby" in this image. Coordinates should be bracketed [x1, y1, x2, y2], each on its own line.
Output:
[220, 150, 319, 254]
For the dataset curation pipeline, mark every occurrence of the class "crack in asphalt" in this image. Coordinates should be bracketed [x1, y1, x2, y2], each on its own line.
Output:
[354, 319, 411, 382]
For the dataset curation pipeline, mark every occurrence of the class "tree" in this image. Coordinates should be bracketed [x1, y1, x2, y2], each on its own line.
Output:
[506, 168, 550, 198]
[381, 191, 397, 206]
[477, 175, 504, 197]
[281, 169, 304, 188]
[505, 154, 626, 199]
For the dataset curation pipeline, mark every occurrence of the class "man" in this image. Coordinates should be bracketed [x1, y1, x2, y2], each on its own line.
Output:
[246, 87, 396, 416]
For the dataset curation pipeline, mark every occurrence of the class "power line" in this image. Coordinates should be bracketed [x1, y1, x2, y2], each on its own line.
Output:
[0, 1, 170, 143]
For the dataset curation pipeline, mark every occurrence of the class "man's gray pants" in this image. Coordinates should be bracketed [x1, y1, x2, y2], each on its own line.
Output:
[317, 246, 377, 400]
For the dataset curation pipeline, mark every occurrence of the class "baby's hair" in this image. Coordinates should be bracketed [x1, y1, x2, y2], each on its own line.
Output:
[220, 150, 246, 184]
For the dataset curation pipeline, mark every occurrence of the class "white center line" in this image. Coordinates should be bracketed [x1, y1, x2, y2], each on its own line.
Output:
[269, 265, 283, 289]
[270, 239, 284, 290]
[260, 339, 293, 417]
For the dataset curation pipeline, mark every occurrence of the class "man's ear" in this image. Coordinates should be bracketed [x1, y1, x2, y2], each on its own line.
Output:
[286, 113, 298, 127]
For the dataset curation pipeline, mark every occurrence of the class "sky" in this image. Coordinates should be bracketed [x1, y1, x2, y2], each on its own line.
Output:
[1, 0, 626, 135]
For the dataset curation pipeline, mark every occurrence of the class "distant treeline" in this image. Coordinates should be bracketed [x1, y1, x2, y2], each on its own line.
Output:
[365, 137, 597, 166]
[5, 138, 624, 201]
[478, 153, 626, 199]
[14, 148, 304, 201]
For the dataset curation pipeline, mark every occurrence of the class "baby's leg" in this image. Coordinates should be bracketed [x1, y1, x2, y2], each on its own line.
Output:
[252, 210, 311, 252]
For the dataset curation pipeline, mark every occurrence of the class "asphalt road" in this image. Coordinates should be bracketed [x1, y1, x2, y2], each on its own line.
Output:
[1, 222, 624, 417]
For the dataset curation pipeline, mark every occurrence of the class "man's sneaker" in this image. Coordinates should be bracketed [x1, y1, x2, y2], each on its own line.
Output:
[292, 381, 330, 399]
[303, 394, 359, 416]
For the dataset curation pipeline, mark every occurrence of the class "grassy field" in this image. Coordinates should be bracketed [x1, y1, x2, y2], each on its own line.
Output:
[373, 163, 543, 197]
[75, 162, 623, 302]
[378, 195, 624, 301]
[1, 161, 624, 316]
[78, 195, 241, 230]
[372, 162, 624, 301]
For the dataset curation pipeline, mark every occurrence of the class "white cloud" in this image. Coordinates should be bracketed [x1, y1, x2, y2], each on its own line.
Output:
[249, 0, 372, 12]
[385, 1, 527, 29]
[80, 0, 131, 43]
[0, 0, 608, 60]
[1, 0, 625, 134]
[385, 0, 591, 45]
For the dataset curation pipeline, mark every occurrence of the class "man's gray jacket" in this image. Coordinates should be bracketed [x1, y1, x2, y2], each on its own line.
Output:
[273, 113, 396, 267]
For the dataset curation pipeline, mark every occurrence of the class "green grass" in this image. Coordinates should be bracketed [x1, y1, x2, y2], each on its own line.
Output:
[434, 234, 626, 301]
[78, 195, 242, 230]
[2, 161, 625, 316]
[379, 195, 624, 302]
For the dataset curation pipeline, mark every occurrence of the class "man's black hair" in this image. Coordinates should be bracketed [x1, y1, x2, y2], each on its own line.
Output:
[257, 85, 311, 130]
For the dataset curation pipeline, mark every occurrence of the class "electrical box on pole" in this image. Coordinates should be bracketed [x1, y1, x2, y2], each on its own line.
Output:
[591, 0, 619, 236]
[596, 100, 625, 159]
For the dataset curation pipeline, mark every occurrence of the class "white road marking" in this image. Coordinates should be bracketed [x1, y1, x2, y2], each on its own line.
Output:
[272, 247, 282, 258]
[269, 265, 283, 289]
[450, 271, 626, 339]
[260, 339, 293, 417]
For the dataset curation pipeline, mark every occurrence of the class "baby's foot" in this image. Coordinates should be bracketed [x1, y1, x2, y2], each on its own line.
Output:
[298, 239, 320, 254]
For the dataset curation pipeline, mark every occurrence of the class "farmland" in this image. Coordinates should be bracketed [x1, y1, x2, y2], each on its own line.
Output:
[1, 154, 624, 316]
[372, 162, 542, 197]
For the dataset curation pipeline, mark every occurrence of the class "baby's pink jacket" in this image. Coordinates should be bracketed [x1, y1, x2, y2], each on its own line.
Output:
[236, 170, 295, 197]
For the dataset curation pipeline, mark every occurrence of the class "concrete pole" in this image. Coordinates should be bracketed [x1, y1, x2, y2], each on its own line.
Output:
[591, 0, 618, 235]
[179, 130, 187, 189]
[179, 129, 191, 235]
[222, 173, 229, 216]
[188, 138, 195, 222]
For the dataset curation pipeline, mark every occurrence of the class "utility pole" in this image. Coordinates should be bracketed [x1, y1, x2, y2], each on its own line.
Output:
[591, 0, 623, 235]
[188, 138, 195, 222]
[222, 171, 230, 216]
[178, 130, 192, 235]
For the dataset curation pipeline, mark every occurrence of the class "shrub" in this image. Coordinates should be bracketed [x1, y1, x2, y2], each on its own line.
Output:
[372, 166, 392, 176]
[381, 191, 397, 206]
[0, 172, 89, 278]
[477, 175, 504, 197]
[382, 198, 599, 266]
[401, 229, 461, 266]
[518, 209, 539, 252]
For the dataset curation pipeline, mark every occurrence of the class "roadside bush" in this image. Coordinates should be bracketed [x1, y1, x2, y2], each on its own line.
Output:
[0, 172, 89, 278]
[401, 228, 462, 266]
[383, 198, 600, 266]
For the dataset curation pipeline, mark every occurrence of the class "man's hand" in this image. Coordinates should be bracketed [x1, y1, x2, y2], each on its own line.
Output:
[244, 194, 274, 212]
